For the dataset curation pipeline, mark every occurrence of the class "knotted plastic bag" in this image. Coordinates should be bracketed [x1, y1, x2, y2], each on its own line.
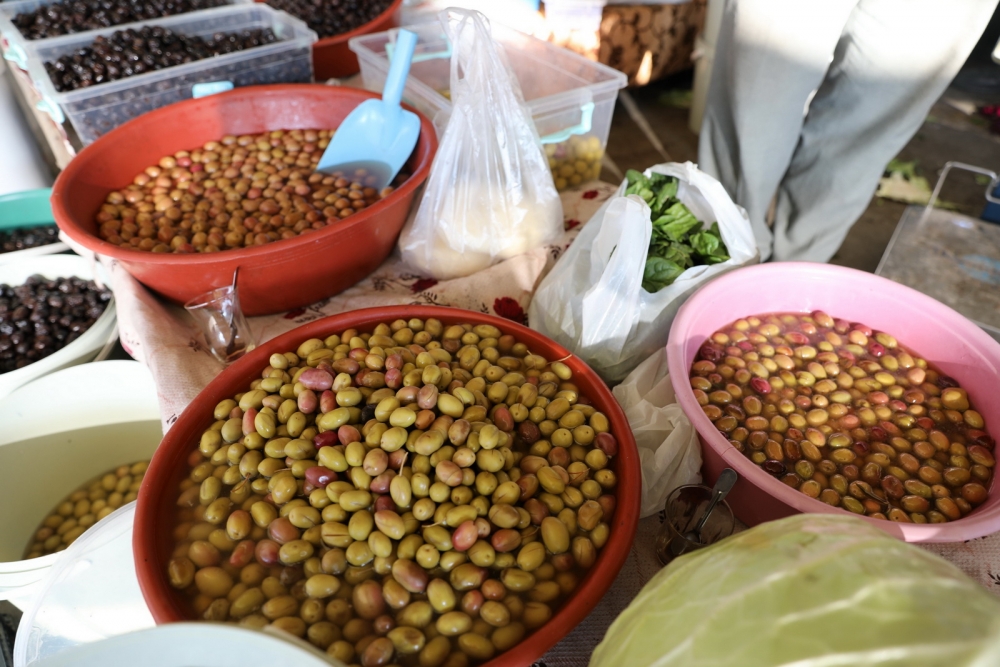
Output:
[529, 162, 757, 382]
[398, 9, 562, 280]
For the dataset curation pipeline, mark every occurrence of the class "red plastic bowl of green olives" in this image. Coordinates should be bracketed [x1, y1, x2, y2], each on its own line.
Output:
[134, 306, 640, 666]
[667, 262, 1000, 543]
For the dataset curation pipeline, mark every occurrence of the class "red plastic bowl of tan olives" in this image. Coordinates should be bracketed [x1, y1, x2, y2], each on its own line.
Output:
[667, 262, 1000, 543]
[134, 306, 640, 666]
[52, 84, 436, 317]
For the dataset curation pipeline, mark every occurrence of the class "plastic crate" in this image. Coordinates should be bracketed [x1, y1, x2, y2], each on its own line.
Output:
[0, 0, 251, 71]
[350, 20, 627, 190]
[876, 162, 1000, 343]
[23, 4, 316, 145]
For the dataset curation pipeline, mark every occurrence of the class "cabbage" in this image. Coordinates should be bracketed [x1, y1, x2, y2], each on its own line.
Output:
[591, 515, 1000, 667]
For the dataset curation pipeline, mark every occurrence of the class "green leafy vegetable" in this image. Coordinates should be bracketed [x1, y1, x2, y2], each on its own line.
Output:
[625, 170, 730, 292]
[642, 256, 686, 293]
[591, 514, 1000, 667]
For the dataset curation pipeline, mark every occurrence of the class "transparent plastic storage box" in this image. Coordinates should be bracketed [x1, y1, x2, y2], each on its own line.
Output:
[350, 21, 627, 190]
[0, 0, 251, 72]
[23, 4, 316, 145]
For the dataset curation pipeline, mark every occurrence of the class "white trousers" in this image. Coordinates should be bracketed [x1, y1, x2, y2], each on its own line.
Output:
[698, 0, 999, 262]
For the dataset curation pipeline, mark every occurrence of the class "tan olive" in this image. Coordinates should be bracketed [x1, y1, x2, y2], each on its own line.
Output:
[488, 504, 520, 529]
[397, 601, 434, 628]
[540, 517, 570, 554]
[387, 626, 426, 655]
[515, 541, 546, 572]
[346, 541, 374, 567]
[420, 635, 452, 667]
[491, 622, 526, 651]
[392, 558, 430, 593]
[230, 587, 265, 619]
[167, 557, 195, 589]
[353, 579, 387, 620]
[436, 611, 472, 636]
[536, 467, 566, 494]
[427, 578, 457, 613]
[340, 490, 373, 512]
[304, 574, 341, 599]
[188, 567, 231, 602]
[261, 595, 299, 620]
[457, 632, 496, 661]
[522, 601, 552, 629]
[572, 536, 597, 569]
[480, 600, 511, 627]
[279, 540, 314, 565]
[500, 568, 535, 592]
[467, 540, 496, 568]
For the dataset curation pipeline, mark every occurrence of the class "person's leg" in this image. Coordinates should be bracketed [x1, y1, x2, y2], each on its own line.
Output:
[771, 0, 1000, 263]
[698, 0, 857, 261]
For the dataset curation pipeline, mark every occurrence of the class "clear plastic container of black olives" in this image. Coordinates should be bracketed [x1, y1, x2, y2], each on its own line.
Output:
[22, 4, 317, 145]
[0, 0, 252, 72]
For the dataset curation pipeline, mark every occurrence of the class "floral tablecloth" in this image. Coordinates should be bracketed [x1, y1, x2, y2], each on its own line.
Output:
[67, 180, 1000, 666]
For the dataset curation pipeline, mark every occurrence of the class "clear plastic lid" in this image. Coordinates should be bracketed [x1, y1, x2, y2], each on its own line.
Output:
[13, 503, 153, 666]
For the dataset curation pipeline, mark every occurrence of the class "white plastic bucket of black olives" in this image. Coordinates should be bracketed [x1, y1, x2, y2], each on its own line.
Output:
[0, 254, 117, 398]
[0, 361, 161, 610]
[668, 262, 1000, 543]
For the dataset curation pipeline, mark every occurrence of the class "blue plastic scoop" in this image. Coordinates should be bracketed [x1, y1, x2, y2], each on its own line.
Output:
[316, 29, 420, 190]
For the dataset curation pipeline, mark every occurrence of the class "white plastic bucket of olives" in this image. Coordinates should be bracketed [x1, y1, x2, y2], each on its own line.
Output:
[0, 253, 118, 399]
[0, 360, 160, 611]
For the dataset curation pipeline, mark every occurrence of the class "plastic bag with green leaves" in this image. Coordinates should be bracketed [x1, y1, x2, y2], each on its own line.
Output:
[529, 162, 757, 382]
[591, 514, 1000, 667]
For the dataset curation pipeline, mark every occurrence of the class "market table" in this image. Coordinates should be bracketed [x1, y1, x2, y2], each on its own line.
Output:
[63, 182, 1000, 665]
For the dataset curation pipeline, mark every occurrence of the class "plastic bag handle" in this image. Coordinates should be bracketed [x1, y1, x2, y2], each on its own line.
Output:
[579, 195, 651, 353]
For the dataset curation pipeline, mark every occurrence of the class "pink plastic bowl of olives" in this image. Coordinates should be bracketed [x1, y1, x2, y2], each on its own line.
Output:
[667, 262, 1000, 543]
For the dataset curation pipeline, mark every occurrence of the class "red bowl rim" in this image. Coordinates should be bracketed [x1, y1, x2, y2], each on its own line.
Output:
[313, 0, 403, 48]
[134, 305, 641, 665]
[52, 84, 436, 268]
[666, 261, 1000, 543]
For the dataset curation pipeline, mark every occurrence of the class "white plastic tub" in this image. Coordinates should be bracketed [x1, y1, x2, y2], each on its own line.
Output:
[0, 360, 161, 611]
[351, 20, 627, 190]
[0, 254, 117, 399]
[26, 622, 337, 666]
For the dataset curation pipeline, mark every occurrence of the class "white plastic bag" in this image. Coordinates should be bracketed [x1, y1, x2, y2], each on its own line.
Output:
[529, 162, 757, 381]
[612, 347, 701, 518]
[398, 9, 562, 280]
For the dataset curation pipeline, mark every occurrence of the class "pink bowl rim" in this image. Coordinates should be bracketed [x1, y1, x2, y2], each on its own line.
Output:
[666, 261, 1000, 543]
